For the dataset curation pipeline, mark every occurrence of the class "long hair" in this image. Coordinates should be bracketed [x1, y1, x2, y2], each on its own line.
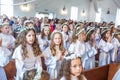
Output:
[13, 28, 41, 59]
[40, 26, 51, 40]
[101, 30, 111, 42]
[50, 32, 65, 56]
[57, 57, 84, 80]
[86, 30, 94, 42]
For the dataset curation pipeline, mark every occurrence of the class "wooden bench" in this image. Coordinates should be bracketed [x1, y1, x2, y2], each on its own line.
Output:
[83, 63, 119, 80]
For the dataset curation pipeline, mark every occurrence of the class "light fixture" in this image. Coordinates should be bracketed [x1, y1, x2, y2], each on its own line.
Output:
[81, 8, 86, 16]
[107, 8, 110, 14]
[61, 5, 67, 15]
[20, 0, 31, 12]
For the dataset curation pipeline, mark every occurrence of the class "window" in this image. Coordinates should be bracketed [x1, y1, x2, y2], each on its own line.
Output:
[95, 8, 101, 22]
[70, 6, 78, 21]
[115, 8, 120, 27]
[0, 0, 13, 18]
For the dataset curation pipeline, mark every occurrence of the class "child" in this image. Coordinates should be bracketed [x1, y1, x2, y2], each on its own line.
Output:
[0, 37, 12, 67]
[98, 27, 114, 66]
[61, 23, 70, 51]
[114, 29, 120, 62]
[57, 53, 87, 80]
[55, 23, 62, 32]
[95, 26, 101, 48]
[0, 22, 15, 52]
[111, 28, 120, 62]
[84, 28, 97, 70]
[12, 26, 42, 80]
[68, 27, 86, 69]
[42, 31, 66, 80]
[37, 25, 51, 52]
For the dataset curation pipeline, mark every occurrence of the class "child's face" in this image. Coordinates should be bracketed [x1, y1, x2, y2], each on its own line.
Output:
[62, 25, 68, 33]
[53, 33, 62, 46]
[78, 31, 86, 41]
[105, 30, 111, 38]
[26, 30, 35, 45]
[70, 58, 82, 76]
[44, 28, 50, 36]
[90, 32, 95, 40]
[1, 25, 10, 34]
[69, 25, 74, 30]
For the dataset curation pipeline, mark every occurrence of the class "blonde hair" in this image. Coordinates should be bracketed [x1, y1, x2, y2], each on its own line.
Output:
[50, 31, 65, 56]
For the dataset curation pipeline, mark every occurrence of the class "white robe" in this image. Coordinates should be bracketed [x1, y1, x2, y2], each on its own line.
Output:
[37, 35, 50, 52]
[60, 75, 87, 80]
[0, 47, 11, 67]
[12, 44, 42, 80]
[68, 40, 86, 69]
[43, 46, 66, 80]
[0, 33, 15, 51]
[98, 39, 114, 66]
[112, 69, 120, 80]
[111, 37, 120, 62]
[84, 41, 97, 70]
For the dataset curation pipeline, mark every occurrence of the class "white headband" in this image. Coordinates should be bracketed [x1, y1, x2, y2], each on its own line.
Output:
[64, 52, 80, 60]
[75, 28, 85, 36]
[86, 28, 94, 36]
[20, 26, 35, 32]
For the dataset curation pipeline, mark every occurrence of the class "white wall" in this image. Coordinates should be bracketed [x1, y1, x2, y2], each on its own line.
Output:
[13, 0, 118, 22]
[97, 0, 117, 22]
[13, 0, 89, 21]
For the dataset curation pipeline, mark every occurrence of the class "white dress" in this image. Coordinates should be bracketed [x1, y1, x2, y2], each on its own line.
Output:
[0, 33, 15, 51]
[111, 37, 120, 62]
[98, 39, 114, 66]
[12, 44, 42, 80]
[112, 69, 120, 80]
[62, 32, 70, 51]
[43, 46, 66, 80]
[84, 41, 97, 70]
[0, 47, 11, 67]
[37, 35, 50, 52]
[60, 75, 87, 80]
[68, 40, 86, 69]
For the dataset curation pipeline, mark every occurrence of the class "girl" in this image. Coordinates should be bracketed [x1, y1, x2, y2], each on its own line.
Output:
[68, 27, 86, 69]
[114, 29, 120, 62]
[84, 28, 97, 70]
[61, 23, 70, 51]
[0, 37, 12, 67]
[12, 26, 42, 80]
[0, 22, 15, 52]
[98, 27, 114, 66]
[37, 25, 51, 52]
[57, 53, 87, 80]
[69, 24, 75, 43]
[55, 23, 62, 32]
[111, 28, 120, 62]
[42, 31, 66, 80]
[95, 26, 101, 48]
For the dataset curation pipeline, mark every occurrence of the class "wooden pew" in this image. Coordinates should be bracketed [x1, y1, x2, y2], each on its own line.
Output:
[83, 63, 119, 80]
[4, 60, 16, 80]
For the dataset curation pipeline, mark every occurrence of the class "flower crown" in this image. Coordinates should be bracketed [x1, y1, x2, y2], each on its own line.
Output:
[75, 27, 85, 36]
[64, 52, 80, 60]
[50, 30, 62, 39]
[86, 27, 94, 36]
[101, 27, 110, 34]
[20, 26, 35, 33]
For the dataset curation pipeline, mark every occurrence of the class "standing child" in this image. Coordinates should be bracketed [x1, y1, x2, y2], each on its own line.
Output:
[57, 53, 87, 80]
[61, 23, 70, 51]
[37, 25, 51, 52]
[114, 29, 120, 62]
[42, 31, 66, 80]
[68, 27, 86, 69]
[0, 37, 11, 67]
[98, 27, 114, 66]
[84, 28, 97, 70]
[0, 22, 15, 52]
[12, 26, 42, 80]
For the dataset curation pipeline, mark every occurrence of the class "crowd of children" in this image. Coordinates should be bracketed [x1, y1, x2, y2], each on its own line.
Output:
[0, 14, 120, 80]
